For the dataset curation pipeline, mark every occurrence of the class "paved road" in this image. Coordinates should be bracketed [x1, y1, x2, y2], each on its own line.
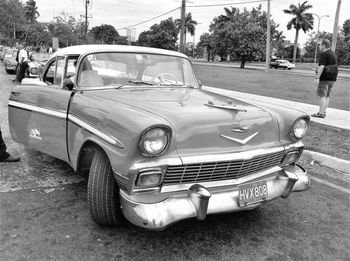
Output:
[193, 61, 350, 80]
[0, 64, 349, 261]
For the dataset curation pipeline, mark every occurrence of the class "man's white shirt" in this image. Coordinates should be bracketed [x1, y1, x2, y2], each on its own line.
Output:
[18, 49, 28, 63]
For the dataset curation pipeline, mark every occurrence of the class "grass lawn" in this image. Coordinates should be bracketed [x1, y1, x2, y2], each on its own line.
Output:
[193, 64, 350, 111]
[303, 122, 350, 161]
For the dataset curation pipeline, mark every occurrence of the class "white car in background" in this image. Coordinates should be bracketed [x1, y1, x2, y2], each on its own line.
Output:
[270, 60, 295, 70]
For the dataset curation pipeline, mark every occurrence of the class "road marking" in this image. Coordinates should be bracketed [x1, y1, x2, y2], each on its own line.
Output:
[309, 174, 350, 194]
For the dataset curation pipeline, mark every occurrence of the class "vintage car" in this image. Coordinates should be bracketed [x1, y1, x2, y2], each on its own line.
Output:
[269, 59, 295, 70]
[4, 48, 18, 74]
[8, 45, 310, 230]
[27, 52, 51, 78]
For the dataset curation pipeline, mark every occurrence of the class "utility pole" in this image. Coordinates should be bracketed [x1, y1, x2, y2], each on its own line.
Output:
[179, 0, 186, 53]
[265, 0, 271, 72]
[331, 0, 342, 51]
[85, 0, 90, 43]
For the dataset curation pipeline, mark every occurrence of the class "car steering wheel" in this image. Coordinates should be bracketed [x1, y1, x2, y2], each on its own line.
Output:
[151, 73, 178, 85]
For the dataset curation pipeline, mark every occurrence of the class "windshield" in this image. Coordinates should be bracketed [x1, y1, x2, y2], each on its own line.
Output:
[77, 52, 198, 88]
[31, 53, 50, 61]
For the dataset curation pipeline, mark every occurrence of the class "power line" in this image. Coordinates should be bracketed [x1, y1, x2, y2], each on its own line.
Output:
[187, 0, 268, 8]
[116, 7, 180, 30]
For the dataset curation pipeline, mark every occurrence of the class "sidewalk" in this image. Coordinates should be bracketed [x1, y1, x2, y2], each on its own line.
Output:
[203, 86, 350, 130]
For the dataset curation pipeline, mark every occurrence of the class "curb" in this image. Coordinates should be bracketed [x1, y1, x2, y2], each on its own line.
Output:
[301, 150, 350, 174]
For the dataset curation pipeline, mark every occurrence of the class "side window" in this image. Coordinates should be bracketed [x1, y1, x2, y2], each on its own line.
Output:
[44, 60, 56, 85]
[54, 57, 65, 86]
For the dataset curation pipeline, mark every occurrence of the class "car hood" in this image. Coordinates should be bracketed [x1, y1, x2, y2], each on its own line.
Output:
[92, 87, 281, 157]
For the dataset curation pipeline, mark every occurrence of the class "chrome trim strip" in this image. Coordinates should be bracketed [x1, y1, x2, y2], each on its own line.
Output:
[160, 166, 282, 193]
[180, 146, 285, 165]
[8, 100, 66, 119]
[8, 101, 124, 148]
[68, 114, 124, 148]
[205, 103, 247, 112]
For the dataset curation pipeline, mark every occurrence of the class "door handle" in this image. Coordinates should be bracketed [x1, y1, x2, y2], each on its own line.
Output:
[11, 91, 21, 96]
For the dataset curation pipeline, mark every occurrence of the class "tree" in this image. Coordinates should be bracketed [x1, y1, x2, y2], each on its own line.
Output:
[283, 1, 314, 63]
[197, 33, 215, 61]
[91, 24, 124, 44]
[0, 0, 25, 42]
[207, 5, 280, 67]
[175, 12, 198, 44]
[272, 30, 286, 58]
[137, 18, 178, 50]
[342, 19, 350, 41]
[24, 0, 39, 23]
[47, 13, 80, 47]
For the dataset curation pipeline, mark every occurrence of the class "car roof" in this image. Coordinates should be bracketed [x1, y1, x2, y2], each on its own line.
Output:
[53, 45, 188, 59]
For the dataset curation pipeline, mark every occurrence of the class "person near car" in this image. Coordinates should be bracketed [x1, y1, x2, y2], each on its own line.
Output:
[0, 127, 20, 162]
[312, 39, 338, 118]
[17, 43, 29, 83]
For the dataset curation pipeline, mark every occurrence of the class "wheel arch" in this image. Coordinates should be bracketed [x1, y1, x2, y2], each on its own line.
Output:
[75, 139, 111, 177]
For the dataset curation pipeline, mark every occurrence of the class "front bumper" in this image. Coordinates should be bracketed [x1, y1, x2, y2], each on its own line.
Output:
[120, 164, 310, 230]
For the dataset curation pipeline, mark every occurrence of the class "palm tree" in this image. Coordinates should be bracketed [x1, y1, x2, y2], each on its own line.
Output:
[175, 12, 198, 47]
[217, 7, 237, 25]
[283, 1, 314, 63]
[24, 0, 40, 23]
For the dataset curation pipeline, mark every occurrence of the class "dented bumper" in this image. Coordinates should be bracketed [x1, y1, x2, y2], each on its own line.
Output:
[120, 164, 310, 230]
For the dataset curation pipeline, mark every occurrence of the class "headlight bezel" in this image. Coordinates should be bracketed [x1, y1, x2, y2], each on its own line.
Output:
[290, 117, 309, 141]
[138, 126, 171, 157]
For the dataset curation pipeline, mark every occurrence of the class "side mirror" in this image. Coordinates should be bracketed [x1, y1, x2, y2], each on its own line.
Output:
[198, 79, 203, 89]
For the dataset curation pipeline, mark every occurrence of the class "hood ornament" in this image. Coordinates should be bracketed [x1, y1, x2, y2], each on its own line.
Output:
[205, 100, 247, 112]
[232, 125, 249, 133]
[220, 132, 259, 145]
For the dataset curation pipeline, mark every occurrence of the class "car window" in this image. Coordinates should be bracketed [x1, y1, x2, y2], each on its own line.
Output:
[54, 57, 65, 86]
[44, 60, 56, 84]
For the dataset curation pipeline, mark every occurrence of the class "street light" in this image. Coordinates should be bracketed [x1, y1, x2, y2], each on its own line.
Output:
[311, 13, 329, 64]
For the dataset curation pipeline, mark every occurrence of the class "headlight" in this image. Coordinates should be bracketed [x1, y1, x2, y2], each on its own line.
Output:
[139, 127, 170, 156]
[291, 118, 308, 140]
[30, 68, 38, 74]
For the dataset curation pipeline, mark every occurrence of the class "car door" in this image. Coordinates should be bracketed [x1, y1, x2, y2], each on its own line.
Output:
[8, 56, 73, 162]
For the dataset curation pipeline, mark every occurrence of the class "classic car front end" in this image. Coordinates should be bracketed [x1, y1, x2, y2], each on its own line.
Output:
[4, 48, 18, 74]
[27, 53, 50, 78]
[8, 45, 310, 230]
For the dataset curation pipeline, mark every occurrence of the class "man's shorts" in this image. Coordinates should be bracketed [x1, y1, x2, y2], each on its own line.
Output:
[317, 81, 335, 97]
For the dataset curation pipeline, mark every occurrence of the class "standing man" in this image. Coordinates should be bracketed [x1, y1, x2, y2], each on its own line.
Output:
[17, 43, 29, 83]
[312, 39, 338, 118]
[0, 128, 20, 162]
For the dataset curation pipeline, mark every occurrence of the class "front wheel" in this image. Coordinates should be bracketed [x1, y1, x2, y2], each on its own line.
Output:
[87, 147, 123, 226]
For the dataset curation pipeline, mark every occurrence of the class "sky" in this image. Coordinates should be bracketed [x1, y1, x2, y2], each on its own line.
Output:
[34, 0, 349, 47]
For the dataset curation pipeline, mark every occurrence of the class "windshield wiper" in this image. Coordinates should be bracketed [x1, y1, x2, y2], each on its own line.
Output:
[114, 80, 155, 89]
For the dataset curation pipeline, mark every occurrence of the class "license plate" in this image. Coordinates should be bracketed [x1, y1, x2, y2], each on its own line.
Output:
[239, 181, 268, 206]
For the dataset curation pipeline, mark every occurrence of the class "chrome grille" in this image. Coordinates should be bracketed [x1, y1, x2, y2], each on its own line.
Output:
[163, 151, 286, 185]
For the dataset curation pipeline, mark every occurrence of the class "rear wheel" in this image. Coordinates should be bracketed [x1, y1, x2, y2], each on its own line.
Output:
[87, 147, 123, 226]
